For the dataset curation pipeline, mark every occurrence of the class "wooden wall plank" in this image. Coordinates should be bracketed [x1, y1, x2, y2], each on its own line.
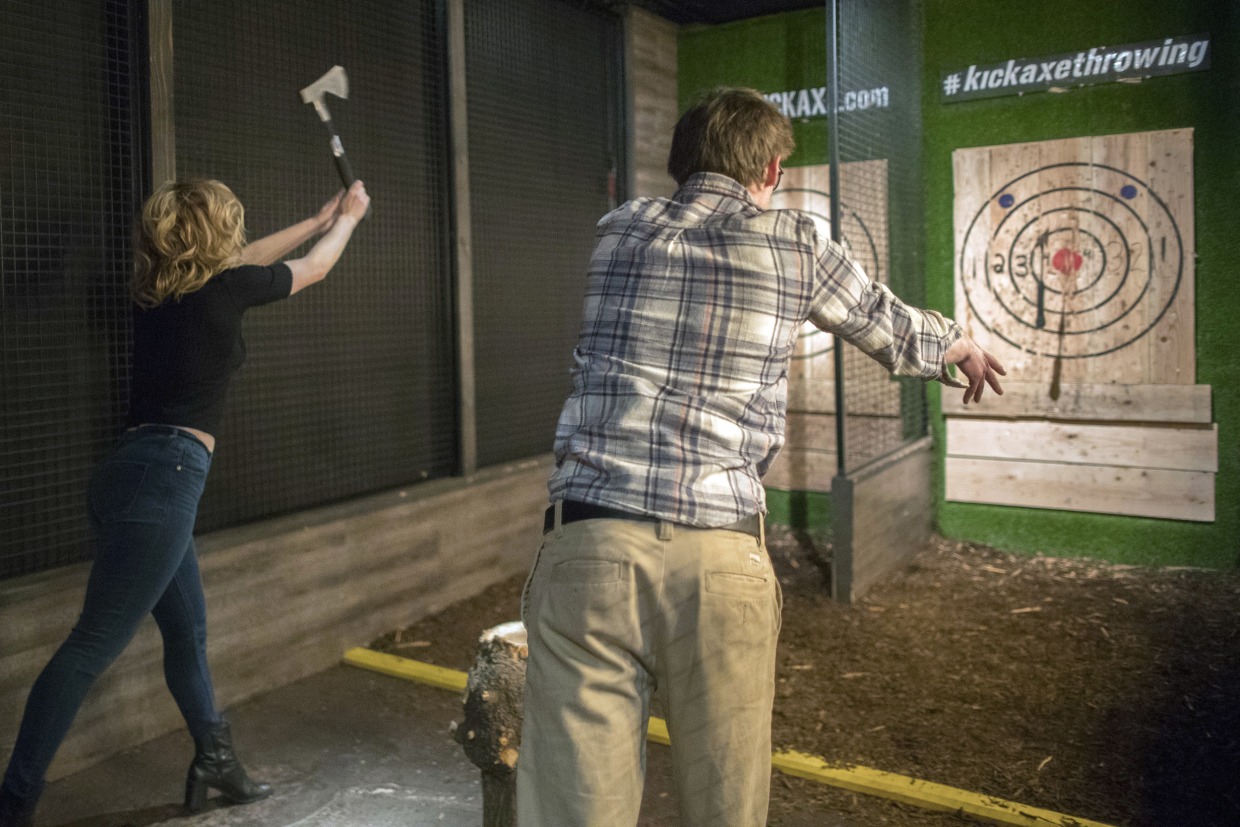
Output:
[942, 382, 1211, 423]
[626, 7, 677, 199]
[945, 457, 1214, 522]
[946, 419, 1218, 472]
[0, 460, 553, 781]
[830, 438, 934, 603]
[764, 449, 836, 493]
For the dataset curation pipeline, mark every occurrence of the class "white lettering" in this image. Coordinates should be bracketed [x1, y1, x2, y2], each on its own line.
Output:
[963, 64, 981, 92]
[1167, 42, 1189, 65]
[1132, 46, 1159, 70]
[988, 68, 1005, 87]
[1037, 61, 1056, 82]
[1113, 51, 1133, 72]
[810, 86, 828, 116]
[1020, 64, 1038, 84]
[1158, 38, 1173, 66]
[792, 89, 807, 117]
[1002, 59, 1020, 86]
[1055, 59, 1072, 79]
[1187, 40, 1209, 68]
[1085, 47, 1104, 75]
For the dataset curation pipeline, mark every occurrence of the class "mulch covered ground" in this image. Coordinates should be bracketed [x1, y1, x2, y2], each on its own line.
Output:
[371, 527, 1240, 827]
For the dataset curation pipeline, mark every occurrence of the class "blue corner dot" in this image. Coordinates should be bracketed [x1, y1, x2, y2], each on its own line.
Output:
[998, 193, 1015, 208]
[1121, 184, 1138, 199]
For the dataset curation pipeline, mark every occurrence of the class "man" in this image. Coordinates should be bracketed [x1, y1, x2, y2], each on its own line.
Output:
[517, 87, 1003, 827]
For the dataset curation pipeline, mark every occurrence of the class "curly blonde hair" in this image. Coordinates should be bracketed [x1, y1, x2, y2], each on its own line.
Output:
[132, 179, 246, 307]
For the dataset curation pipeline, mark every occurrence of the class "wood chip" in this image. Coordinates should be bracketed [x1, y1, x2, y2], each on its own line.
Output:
[1038, 756, 1053, 771]
[1011, 606, 1042, 614]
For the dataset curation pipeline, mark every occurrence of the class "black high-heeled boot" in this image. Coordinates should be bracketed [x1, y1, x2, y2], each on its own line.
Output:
[183, 720, 272, 812]
[0, 782, 39, 827]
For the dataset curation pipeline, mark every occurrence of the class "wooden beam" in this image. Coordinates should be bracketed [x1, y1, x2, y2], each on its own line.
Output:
[148, 0, 175, 185]
[763, 449, 837, 494]
[446, 0, 477, 476]
[946, 457, 1214, 522]
[947, 419, 1218, 472]
[942, 382, 1212, 424]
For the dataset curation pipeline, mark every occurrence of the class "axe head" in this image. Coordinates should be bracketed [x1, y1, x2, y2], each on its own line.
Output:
[300, 65, 349, 108]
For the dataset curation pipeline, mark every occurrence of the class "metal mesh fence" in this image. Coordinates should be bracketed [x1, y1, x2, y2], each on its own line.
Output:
[465, 0, 623, 468]
[171, 0, 458, 530]
[0, 0, 144, 578]
[834, 0, 927, 473]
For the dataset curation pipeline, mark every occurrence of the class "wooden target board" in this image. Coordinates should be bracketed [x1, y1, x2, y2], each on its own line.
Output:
[765, 162, 901, 493]
[954, 129, 1194, 386]
[947, 130, 1216, 522]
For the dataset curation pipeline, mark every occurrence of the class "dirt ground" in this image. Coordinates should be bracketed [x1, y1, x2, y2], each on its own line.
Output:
[371, 527, 1240, 827]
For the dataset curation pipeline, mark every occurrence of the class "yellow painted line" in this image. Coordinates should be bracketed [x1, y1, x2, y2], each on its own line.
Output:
[772, 751, 1115, 827]
[343, 647, 467, 692]
[344, 648, 1114, 827]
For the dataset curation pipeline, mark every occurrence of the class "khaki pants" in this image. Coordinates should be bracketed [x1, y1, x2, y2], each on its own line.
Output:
[517, 510, 781, 827]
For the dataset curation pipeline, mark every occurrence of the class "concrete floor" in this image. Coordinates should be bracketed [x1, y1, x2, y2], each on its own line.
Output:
[33, 663, 854, 827]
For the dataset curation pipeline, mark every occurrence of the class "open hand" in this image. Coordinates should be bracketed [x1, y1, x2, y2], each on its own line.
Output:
[942, 334, 1006, 405]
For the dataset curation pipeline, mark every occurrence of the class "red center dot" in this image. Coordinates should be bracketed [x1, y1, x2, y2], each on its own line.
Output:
[1051, 248, 1083, 274]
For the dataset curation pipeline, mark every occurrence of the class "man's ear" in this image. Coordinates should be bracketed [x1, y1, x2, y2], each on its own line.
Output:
[763, 157, 781, 189]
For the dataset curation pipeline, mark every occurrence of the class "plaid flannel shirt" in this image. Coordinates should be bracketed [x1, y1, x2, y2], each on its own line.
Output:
[548, 172, 962, 527]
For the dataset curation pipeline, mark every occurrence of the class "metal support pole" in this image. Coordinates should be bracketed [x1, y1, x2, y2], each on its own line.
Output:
[826, 0, 846, 477]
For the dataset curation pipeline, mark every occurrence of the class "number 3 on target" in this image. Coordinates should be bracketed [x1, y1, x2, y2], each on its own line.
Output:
[992, 253, 1029, 277]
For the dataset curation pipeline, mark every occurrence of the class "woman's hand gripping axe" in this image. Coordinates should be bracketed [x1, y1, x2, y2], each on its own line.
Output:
[300, 66, 359, 189]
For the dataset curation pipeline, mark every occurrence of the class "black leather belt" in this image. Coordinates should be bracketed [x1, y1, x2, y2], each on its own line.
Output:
[544, 500, 762, 539]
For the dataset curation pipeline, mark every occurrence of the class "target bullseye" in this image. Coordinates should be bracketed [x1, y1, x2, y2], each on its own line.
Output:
[1052, 248, 1082, 274]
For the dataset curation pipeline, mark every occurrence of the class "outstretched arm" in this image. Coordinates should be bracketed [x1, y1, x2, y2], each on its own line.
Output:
[286, 180, 370, 295]
[807, 234, 1005, 403]
[238, 190, 344, 266]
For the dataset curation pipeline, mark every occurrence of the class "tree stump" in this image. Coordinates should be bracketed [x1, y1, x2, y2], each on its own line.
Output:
[452, 621, 527, 827]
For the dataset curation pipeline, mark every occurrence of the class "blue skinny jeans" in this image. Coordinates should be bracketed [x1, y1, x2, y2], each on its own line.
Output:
[2, 426, 221, 801]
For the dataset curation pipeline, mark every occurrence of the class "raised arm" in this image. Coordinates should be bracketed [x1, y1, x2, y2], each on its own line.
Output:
[238, 190, 343, 266]
[286, 181, 370, 295]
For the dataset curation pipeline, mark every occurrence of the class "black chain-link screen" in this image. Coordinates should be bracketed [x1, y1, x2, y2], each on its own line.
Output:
[0, 0, 144, 578]
[171, 0, 457, 529]
[466, 0, 623, 468]
[835, 0, 927, 472]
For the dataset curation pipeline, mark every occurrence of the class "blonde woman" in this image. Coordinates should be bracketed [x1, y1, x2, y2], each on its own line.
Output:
[0, 178, 370, 826]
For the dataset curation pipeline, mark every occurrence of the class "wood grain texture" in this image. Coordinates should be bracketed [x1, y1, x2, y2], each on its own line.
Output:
[945, 456, 1214, 522]
[626, 7, 677, 199]
[148, 0, 175, 184]
[942, 382, 1212, 423]
[0, 460, 553, 781]
[953, 130, 1195, 390]
[947, 419, 1218, 472]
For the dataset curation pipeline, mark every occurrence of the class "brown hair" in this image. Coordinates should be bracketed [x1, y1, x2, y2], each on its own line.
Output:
[131, 179, 246, 308]
[666, 87, 795, 187]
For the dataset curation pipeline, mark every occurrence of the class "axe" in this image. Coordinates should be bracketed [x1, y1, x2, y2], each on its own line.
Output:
[300, 65, 359, 189]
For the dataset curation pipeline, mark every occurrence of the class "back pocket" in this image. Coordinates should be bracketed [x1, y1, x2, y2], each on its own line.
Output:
[705, 571, 769, 600]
